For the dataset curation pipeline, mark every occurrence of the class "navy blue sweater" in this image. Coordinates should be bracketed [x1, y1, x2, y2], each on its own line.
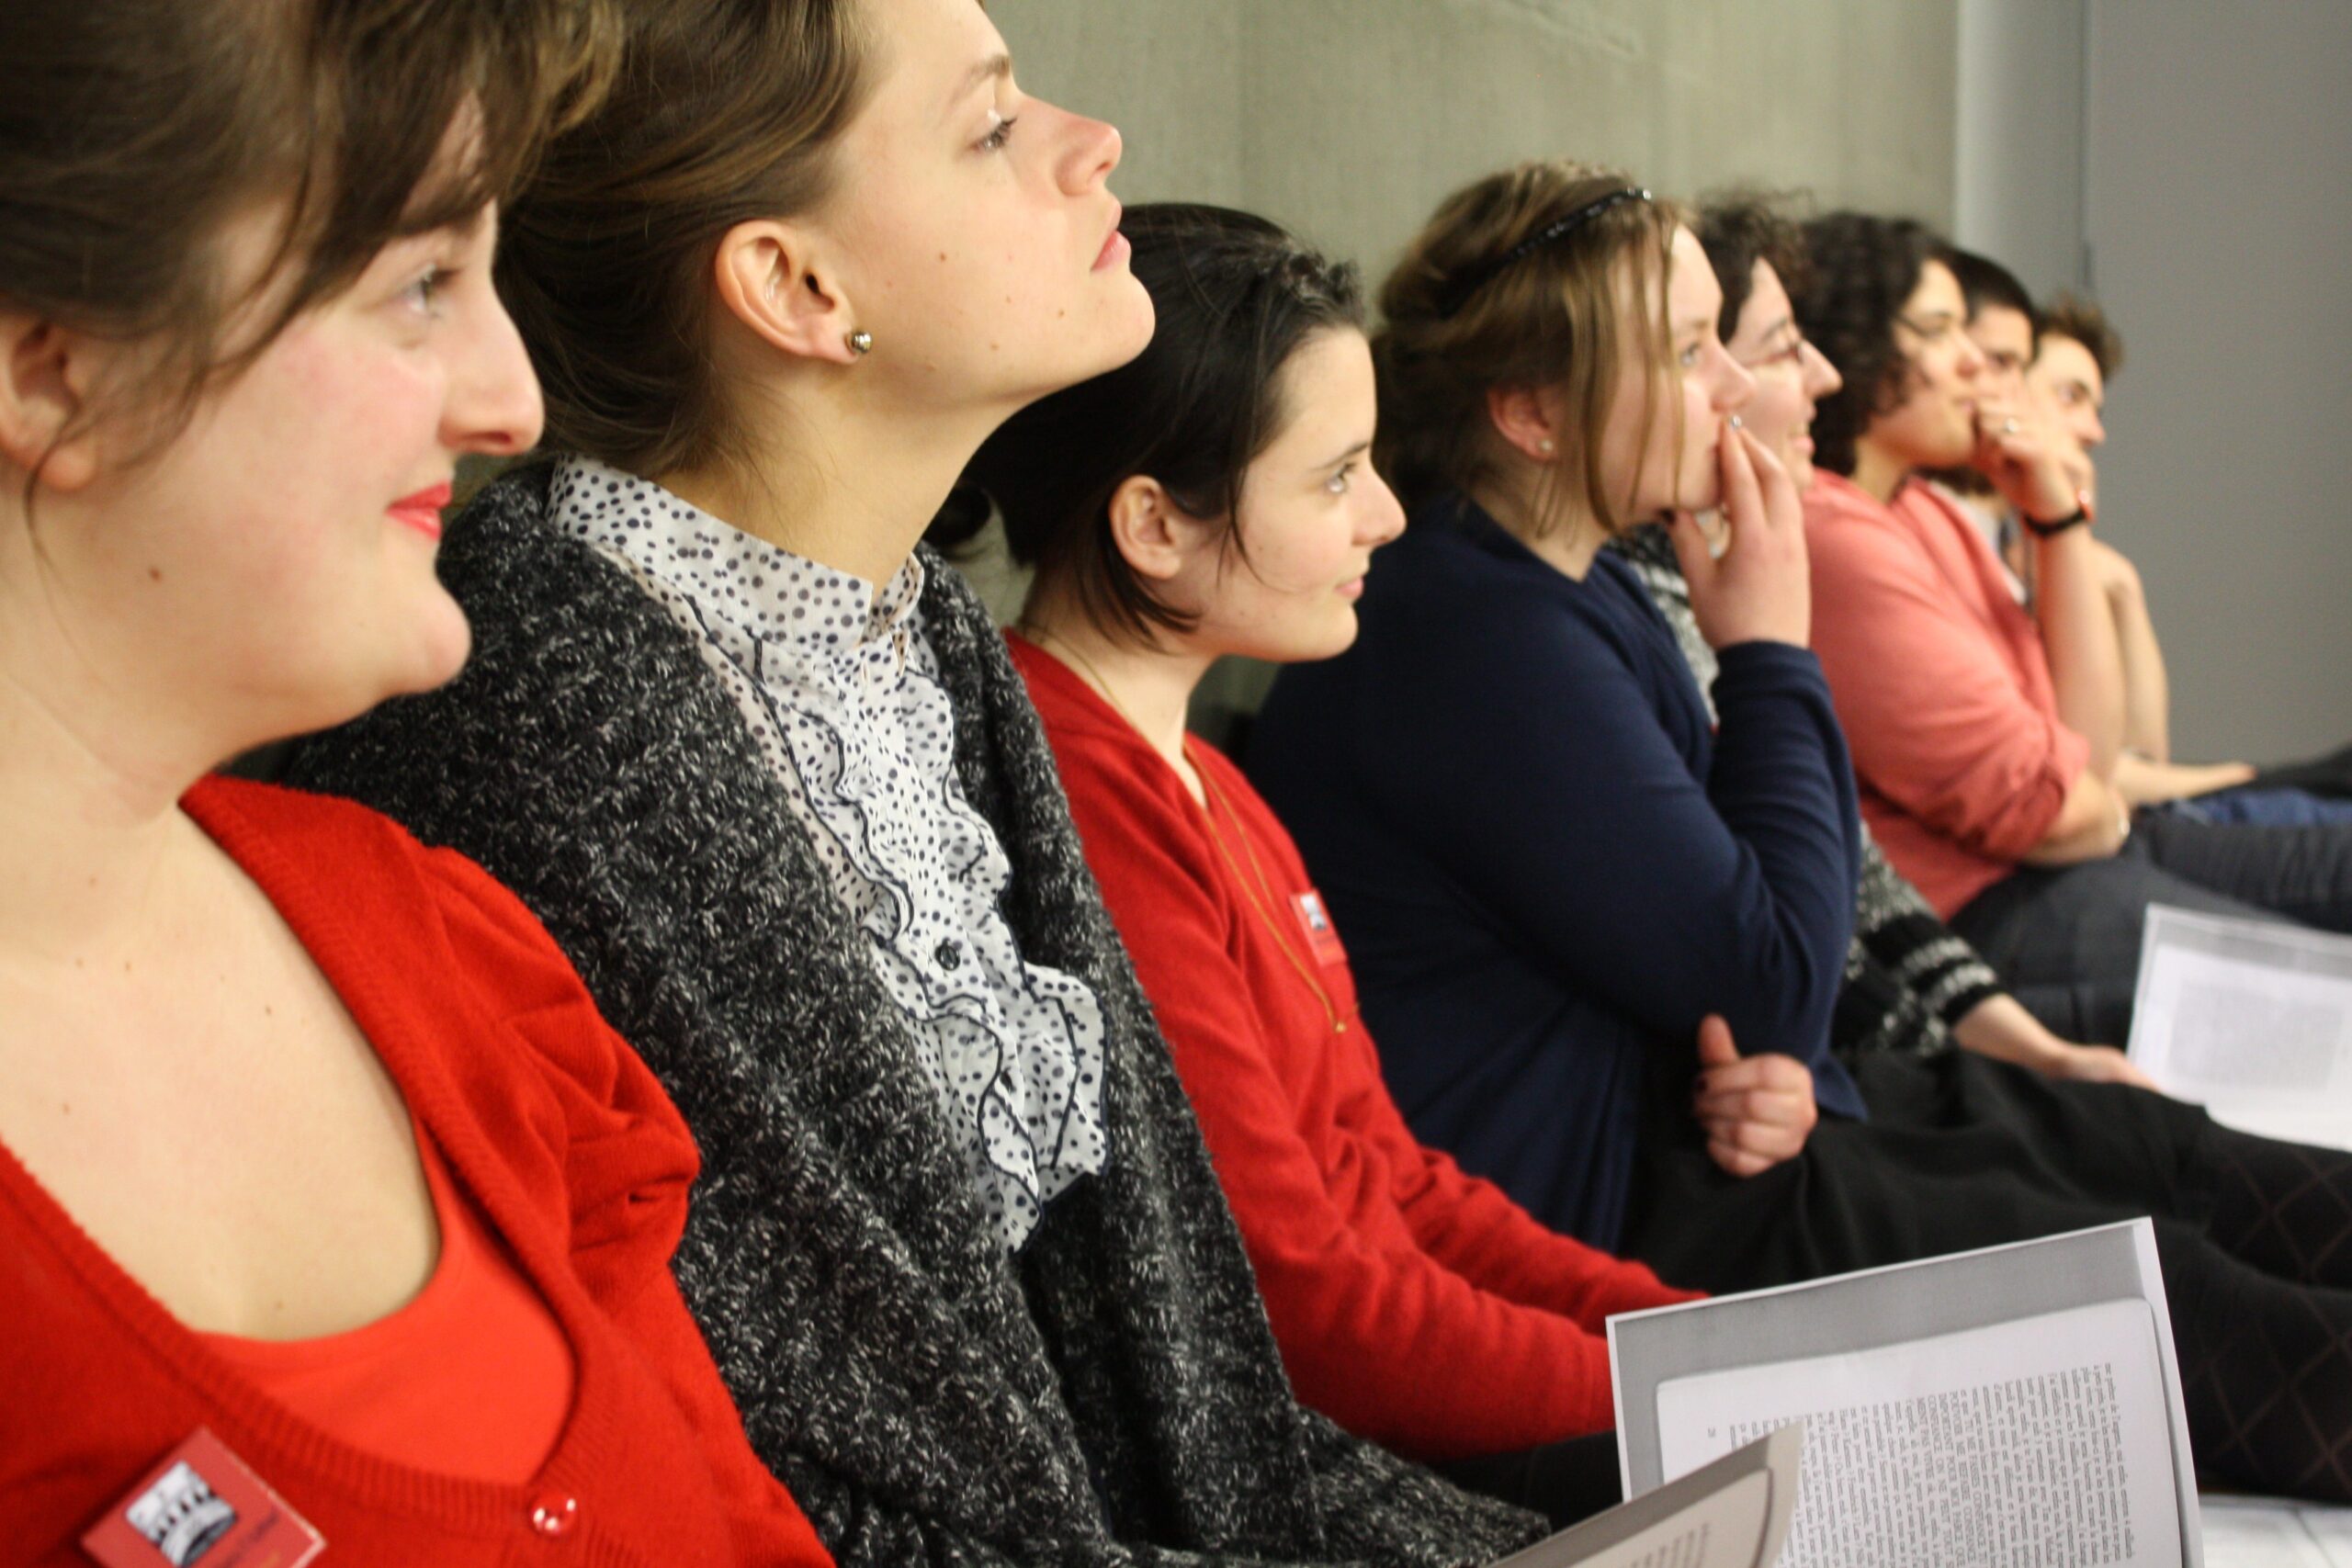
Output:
[1248, 497, 1865, 1251]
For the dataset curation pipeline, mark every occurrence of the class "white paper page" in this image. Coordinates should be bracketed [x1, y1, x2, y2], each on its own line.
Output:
[2288, 1504, 2352, 1568]
[1653, 1299, 2178, 1568]
[2132, 907, 2352, 1149]
[1496, 1472, 1770, 1568]
[2198, 1498, 2334, 1568]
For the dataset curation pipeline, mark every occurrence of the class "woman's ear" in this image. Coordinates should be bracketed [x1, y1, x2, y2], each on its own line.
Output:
[0, 314, 101, 491]
[1485, 383, 1566, 465]
[1104, 474, 1192, 583]
[710, 220, 864, 367]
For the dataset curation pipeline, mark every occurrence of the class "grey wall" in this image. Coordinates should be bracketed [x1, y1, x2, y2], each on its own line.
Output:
[1952, 0, 2086, 299]
[2084, 0, 2352, 763]
[969, 0, 1963, 657]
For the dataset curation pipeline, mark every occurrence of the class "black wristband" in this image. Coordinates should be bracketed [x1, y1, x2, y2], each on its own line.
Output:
[2021, 504, 2090, 537]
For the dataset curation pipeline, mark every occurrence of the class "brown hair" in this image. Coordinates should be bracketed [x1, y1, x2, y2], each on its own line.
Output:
[1695, 192, 1815, 343]
[0, 0, 616, 467]
[1375, 160, 1685, 537]
[2038, 292, 2126, 380]
[493, 0, 875, 480]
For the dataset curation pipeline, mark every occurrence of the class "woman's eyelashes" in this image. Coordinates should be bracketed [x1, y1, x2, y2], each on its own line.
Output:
[1324, 461, 1357, 496]
[977, 107, 1020, 152]
[399, 265, 449, 318]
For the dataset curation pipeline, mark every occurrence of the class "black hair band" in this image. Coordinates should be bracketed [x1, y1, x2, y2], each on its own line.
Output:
[1434, 186, 1654, 321]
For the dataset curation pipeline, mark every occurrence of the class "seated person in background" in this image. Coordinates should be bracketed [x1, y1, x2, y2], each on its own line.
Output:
[965, 202, 1701, 1529]
[1794, 212, 2352, 1049]
[284, 1, 1541, 1563]
[1608, 198, 2146, 1086]
[1248, 158, 2352, 1503]
[0, 2, 831, 1562]
[2028, 293, 2352, 823]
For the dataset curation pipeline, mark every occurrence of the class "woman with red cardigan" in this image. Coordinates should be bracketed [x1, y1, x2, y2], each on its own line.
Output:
[0, 4, 826, 1562]
[960, 204, 1715, 1529]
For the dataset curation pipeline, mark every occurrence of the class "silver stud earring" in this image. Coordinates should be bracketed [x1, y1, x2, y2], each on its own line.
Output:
[846, 329, 874, 357]
[1538, 438, 1556, 454]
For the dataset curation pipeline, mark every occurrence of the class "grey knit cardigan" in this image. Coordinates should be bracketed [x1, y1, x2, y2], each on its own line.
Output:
[288, 466, 1538, 1568]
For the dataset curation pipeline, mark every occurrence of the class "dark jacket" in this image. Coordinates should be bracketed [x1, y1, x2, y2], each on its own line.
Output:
[288, 466, 1538, 1568]
[1249, 495, 1865, 1252]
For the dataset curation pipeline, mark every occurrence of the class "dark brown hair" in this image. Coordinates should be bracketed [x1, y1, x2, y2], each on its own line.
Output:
[0, 0, 616, 463]
[1695, 192, 1814, 344]
[963, 204, 1363, 646]
[1792, 211, 1951, 478]
[2039, 292, 2126, 380]
[1374, 161, 1686, 538]
[492, 0, 874, 480]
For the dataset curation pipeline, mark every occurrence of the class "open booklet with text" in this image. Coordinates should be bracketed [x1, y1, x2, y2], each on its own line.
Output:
[1607, 1219, 2202, 1568]
[1484, 1424, 1803, 1568]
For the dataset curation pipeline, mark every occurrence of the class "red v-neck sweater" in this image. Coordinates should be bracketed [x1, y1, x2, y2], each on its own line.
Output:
[0, 777, 831, 1568]
[1012, 637, 1696, 1461]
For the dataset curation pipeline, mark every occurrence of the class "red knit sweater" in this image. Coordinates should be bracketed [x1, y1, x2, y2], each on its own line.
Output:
[0, 777, 831, 1568]
[1012, 637, 1697, 1461]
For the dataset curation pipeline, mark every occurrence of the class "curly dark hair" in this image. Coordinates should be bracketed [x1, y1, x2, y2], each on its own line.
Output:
[1695, 191, 1814, 342]
[1792, 212, 1951, 476]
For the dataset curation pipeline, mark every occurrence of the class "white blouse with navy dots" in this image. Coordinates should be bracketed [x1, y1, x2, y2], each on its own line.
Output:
[548, 457, 1109, 1253]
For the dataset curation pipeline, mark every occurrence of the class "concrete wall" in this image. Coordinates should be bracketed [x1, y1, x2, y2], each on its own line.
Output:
[2084, 0, 2352, 764]
[975, 0, 1962, 722]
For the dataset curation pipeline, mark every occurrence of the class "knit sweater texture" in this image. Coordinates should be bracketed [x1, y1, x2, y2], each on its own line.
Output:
[287, 465, 1539, 1568]
[2, 778, 829, 1568]
[1013, 635, 1695, 1462]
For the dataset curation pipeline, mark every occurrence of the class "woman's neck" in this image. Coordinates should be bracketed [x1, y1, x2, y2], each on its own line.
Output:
[1018, 590, 1208, 801]
[660, 375, 1001, 596]
[1849, 436, 1912, 505]
[0, 657, 202, 964]
[1467, 477, 1610, 581]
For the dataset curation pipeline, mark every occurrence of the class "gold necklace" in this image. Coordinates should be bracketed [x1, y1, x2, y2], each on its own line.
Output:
[1020, 622, 1347, 1035]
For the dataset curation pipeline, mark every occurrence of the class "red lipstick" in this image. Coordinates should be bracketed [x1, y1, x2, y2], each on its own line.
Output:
[389, 481, 454, 542]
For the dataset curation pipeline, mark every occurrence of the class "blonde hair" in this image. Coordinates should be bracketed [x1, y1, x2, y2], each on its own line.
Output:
[1375, 160, 1687, 539]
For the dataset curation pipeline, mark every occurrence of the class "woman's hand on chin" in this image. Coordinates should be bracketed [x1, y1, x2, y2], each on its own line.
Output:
[1690, 1014, 1819, 1179]
[1671, 423, 1811, 651]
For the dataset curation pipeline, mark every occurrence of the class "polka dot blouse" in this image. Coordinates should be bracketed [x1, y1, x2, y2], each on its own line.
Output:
[549, 457, 1109, 1253]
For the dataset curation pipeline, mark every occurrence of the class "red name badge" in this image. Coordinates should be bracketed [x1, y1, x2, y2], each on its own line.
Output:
[1291, 891, 1348, 968]
[83, 1428, 323, 1568]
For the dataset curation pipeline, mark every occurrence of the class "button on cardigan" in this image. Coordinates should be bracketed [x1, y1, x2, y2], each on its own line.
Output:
[0, 778, 830, 1568]
[1250, 494, 1864, 1252]
[288, 464, 1543, 1568]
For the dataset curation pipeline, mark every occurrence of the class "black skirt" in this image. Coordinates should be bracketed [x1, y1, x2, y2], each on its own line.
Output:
[1618, 1048, 2221, 1295]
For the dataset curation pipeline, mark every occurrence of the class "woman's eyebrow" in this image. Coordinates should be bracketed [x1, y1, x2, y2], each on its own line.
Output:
[945, 51, 1012, 118]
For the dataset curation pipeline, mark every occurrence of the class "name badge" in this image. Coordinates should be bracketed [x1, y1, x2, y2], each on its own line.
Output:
[1291, 891, 1348, 968]
[84, 1428, 323, 1568]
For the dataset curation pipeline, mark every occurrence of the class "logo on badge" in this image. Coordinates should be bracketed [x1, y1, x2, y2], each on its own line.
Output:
[122, 1461, 237, 1567]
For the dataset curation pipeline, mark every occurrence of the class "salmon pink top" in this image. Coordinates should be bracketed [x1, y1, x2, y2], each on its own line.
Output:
[1803, 469, 2091, 917]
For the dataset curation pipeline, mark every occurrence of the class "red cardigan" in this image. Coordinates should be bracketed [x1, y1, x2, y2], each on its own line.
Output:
[1012, 637, 1695, 1461]
[0, 777, 831, 1568]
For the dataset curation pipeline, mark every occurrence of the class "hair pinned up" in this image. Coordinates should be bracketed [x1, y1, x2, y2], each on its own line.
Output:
[1375, 160, 1684, 534]
[964, 203, 1363, 646]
